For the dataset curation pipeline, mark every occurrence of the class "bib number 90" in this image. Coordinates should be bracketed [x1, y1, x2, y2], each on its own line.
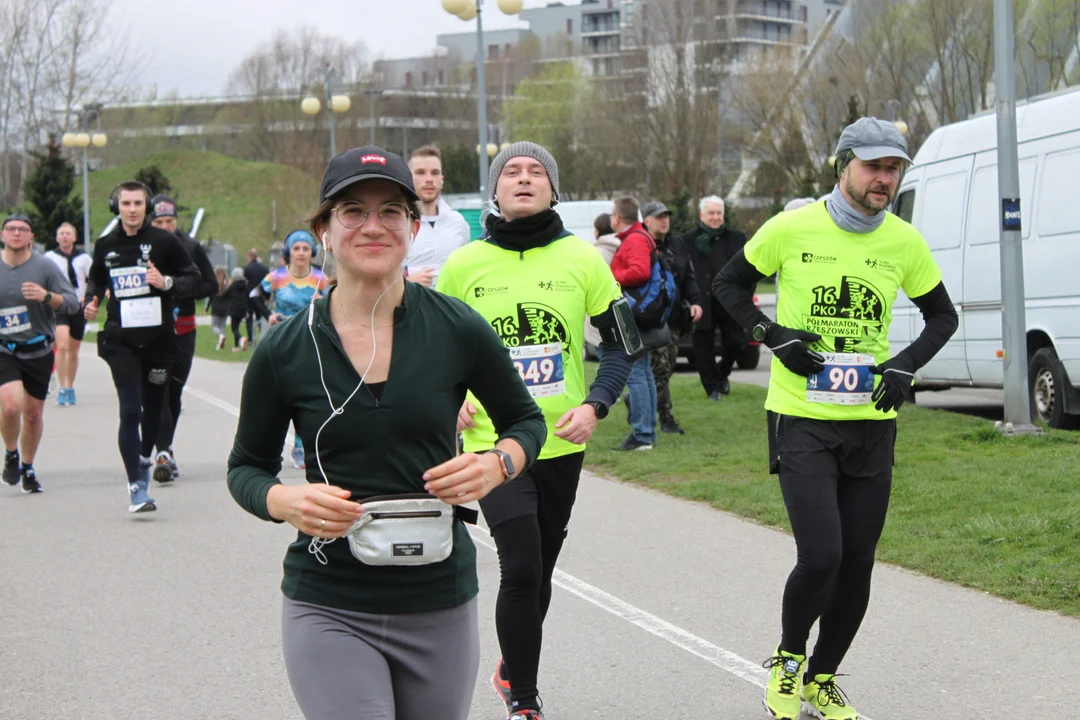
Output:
[828, 367, 861, 392]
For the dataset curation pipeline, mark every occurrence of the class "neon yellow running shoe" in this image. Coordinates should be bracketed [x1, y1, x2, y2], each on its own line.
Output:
[801, 673, 859, 720]
[761, 647, 806, 720]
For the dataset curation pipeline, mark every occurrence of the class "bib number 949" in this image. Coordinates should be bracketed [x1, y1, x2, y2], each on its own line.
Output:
[508, 343, 566, 399]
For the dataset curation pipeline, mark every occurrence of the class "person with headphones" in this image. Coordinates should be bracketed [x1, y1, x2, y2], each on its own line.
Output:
[84, 180, 202, 514]
[260, 228, 329, 469]
[147, 195, 219, 484]
[227, 145, 546, 720]
[713, 118, 958, 720]
[437, 142, 636, 720]
[0, 214, 79, 494]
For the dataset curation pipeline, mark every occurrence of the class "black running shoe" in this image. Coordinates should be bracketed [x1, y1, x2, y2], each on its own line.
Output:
[21, 467, 42, 494]
[660, 418, 685, 434]
[2, 451, 19, 486]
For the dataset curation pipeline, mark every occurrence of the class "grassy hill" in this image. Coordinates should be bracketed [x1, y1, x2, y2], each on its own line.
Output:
[79, 150, 318, 253]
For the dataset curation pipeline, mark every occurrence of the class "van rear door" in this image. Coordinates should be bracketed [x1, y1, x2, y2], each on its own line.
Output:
[911, 157, 972, 382]
[963, 153, 1038, 385]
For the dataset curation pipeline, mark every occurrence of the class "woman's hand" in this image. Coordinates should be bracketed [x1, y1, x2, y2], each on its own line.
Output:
[269, 312, 285, 326]
[423, 453, 503, 505]
[266, 483, 364, 538]
[456, 400, 478, 431]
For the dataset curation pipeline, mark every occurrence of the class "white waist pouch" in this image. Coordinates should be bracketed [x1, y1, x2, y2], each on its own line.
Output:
[345, 494, 478, 566]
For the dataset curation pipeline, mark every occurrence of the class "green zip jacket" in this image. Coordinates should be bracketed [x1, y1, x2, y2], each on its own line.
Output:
[227, 281, 546, 614]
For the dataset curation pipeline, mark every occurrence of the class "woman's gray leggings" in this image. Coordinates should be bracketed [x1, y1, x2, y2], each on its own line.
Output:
[282, 595, 479, 720]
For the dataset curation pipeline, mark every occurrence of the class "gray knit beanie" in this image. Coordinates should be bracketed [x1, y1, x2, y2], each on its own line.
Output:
[489, 141, 560, 204]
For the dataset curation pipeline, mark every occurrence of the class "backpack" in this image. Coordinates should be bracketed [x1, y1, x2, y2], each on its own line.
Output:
[623, 233, 677, 330]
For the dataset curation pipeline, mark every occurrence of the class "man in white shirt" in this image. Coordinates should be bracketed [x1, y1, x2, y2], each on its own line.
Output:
[406, 145, 471, 288]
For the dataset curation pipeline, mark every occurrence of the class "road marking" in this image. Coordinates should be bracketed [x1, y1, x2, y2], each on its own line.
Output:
[189, 384, 883, 718]
[184, 386, 296, 446]
[470, 530, 769, 689]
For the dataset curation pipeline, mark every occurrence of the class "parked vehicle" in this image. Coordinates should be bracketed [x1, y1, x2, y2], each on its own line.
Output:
[554, 200, 615, 241]
[888, 85, 1080, 428]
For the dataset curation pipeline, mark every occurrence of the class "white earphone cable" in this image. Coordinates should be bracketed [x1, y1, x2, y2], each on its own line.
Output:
[306, 275, 402, 565]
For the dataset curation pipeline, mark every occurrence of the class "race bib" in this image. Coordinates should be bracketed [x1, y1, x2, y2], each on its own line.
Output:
[509, 343, 566, 399]
[806, 353, 876, 405]
[120, 296, 162, 328]
[0, 305, 30, 335]
[110, 266, 150, 298]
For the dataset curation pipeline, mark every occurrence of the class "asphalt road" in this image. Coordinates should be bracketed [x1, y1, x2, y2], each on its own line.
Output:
[2, 347, 1076, 720]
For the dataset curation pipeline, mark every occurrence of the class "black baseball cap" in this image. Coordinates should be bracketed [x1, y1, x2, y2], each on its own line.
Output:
[319, 146, 419, 204]
[2, 213, 32, 230]
[641, 201, 671, 218]
[150, 195, 177, 218]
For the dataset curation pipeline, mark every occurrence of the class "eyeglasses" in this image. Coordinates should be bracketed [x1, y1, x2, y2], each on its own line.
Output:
[3, 226, 31, 234]
[333, 202, 412, 231]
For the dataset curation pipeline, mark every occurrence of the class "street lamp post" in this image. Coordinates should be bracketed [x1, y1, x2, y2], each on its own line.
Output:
[993, 0, 1039, 434]
[61, 106, 106, 255]
[442, 0, 523, 198]
[302, 67, 351, 160]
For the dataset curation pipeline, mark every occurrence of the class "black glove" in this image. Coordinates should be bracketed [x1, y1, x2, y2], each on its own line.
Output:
[764, 325, 825, 377]
[869, 352, 917, 412]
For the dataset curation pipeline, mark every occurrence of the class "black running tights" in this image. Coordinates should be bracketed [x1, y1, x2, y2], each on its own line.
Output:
[778, 470, 892, 676]
[103, 346, 170, 483]
[486, 454, 583, 708]
[157, 331, 196, 453]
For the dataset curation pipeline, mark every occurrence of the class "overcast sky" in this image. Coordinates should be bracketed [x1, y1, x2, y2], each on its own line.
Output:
[111, 0, 543, 97]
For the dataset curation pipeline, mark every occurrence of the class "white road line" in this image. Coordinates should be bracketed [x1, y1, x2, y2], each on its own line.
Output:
[184, 386, 295, 445]
[189, 385, 883, 715]
[469, 530, 768, 689]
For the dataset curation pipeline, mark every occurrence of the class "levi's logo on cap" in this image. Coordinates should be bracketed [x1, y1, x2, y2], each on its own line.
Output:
[361, 154, 387, 165]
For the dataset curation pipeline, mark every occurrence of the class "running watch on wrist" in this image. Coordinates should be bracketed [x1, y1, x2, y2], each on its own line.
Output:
[583, 400, 609, 419]
[162, 275, 175, 292]
[752, 321, 775, 343]
[43, 292, 52, 305]
[484, 448, 516, 481]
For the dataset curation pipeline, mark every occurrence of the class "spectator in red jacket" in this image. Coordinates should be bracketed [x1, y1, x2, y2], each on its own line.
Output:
[609, 196, 656, 451]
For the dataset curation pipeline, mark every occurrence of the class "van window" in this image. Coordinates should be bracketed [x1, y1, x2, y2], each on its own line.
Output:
[1037, 148, 1080, 237]
[920, 173, 966, 250]
[967, 158, 1038, 244]
[894, 189, 915, 223]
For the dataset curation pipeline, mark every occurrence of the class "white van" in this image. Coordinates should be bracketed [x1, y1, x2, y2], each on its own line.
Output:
[554, 200, 613, 241]
[889, 86, 1080, 428]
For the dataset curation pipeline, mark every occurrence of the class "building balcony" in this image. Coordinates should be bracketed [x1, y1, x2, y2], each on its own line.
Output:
[581, 26, 621, 37]
[729, 3, 800, 24]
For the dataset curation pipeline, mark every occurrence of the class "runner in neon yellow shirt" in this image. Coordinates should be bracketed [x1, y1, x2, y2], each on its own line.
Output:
[713, 118, 958, 720]
[438, 141, 634, 720]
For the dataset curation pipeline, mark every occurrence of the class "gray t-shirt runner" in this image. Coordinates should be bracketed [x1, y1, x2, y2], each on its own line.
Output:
[0, 253, 80, 358]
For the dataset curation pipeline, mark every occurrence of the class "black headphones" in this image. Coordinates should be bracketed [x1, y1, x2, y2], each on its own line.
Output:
[108, 181, 154, 215]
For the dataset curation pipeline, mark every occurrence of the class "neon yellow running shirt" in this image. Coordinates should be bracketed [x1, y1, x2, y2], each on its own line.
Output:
[438, 233, 622, 459]
[744, 201, 941, 421]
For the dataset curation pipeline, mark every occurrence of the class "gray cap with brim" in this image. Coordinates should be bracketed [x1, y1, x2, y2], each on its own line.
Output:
[835, 117, 912, 163]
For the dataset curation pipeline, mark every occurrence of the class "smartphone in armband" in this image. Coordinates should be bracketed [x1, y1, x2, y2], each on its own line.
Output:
[611, 297, 646, 360]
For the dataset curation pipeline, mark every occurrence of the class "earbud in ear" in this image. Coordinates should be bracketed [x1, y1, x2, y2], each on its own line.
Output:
[322, 232, 328, 244]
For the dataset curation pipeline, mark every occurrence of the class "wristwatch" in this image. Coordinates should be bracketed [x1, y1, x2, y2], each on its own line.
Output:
[162, 275, 175, 292]
[43, 292, 52, 305]
[484, 448, 516, 481]
[583, 400, 609, 419]
[752, 321, 775, 343]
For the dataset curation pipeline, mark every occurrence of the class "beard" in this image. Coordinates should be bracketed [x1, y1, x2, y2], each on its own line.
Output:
[845, 176, 894, 214]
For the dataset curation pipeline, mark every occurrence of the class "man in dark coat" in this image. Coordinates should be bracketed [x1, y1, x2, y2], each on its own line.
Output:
[677, 195, 749, 401]
[642, 201, 702, 434]
[242, 248, 269, 344]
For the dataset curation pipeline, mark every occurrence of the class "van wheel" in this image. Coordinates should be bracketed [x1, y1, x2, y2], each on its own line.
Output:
[1029, 347, 1080, 429]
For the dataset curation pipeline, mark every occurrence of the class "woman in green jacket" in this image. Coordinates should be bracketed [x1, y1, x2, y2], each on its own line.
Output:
[227, 146, 546, 720]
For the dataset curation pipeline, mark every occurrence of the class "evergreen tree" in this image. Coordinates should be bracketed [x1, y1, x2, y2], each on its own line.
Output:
[134, 164, 174, 197]
[23, 136, 83, 250]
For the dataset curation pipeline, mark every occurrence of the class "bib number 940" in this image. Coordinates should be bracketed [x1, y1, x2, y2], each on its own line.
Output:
[509, 343, 566, 399]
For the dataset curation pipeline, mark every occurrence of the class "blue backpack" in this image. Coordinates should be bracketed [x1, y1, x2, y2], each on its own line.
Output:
[623, 234, 677, 330]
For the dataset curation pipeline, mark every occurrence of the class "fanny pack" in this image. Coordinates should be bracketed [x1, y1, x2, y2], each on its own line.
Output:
[345, 494, 478, 566]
